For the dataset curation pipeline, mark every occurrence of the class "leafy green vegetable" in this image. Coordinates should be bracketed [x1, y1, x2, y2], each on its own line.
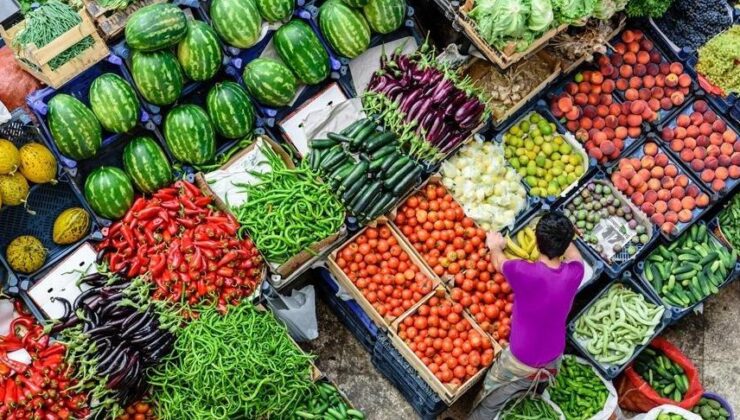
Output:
[697, 26, 740, 96]
[529, 0, 554, 32]
[469, 0, 554, 54]
[552, 0, 598, 24]
[625, 0, 674, 17]
[592, 0, 629, 19]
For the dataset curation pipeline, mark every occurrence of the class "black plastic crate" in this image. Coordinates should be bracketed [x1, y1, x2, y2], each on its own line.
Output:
[684, 54, 737, 118]
[0, 110, 63, 178]
[0, 257, 16, 295]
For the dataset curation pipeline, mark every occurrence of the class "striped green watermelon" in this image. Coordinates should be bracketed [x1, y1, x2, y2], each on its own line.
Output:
[273, 20, 329, 85]
[125, 3, 188, 52]
[211, 0, 263, 49]
[256, 0, 294, 22]
[319, 1, 371, 59]
[89, 73, 140, 134]
[84, 167, 134, 220]
[131, 50, 183, 106]
[340, 0, 369, 8]
[363, 0, 406, 34]
[206, 82, 256, 139]
[123, 137, 172, 193]
[177, 20, 222, 82]
[47, 94, 101, 160]
[164, 105, 216, 165]
[242, 58, 297, 107]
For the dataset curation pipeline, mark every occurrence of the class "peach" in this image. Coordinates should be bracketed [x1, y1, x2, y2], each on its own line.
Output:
[676, 114, 691, 128]
[641, 155, 655, 169]
[642, 202, 656, 216]
[661, 127, 675, 141]
[721, 142, 734, 156]
[661, 176, 675, 190]
[643, 142, 658, 156]
[719, 155, 731, 167]
[624, 51, 637, 65]
[680, 149, 694, 162]
[665, 211, 679, 225]
[686, 184, 700, 198]
[646, 63, 660, 76]
[670, 92, 685, 106]
[650, 212, 664, 225]
[616, 78, 629, 91]
[636, 50, 651, 65]
[638, 167, 651, 179]
[589, 147, 604, 161]
[657, 189, 671, 202]
[648, 98, 661, 112]
[630, 100, 645, 115]
[601, 65, 616, 79]
[716, 167, 729, 180]
[603, 127, 616, 140]
[597, 105, 610, 117]
[697, 136, 710, 148]
[691, 159, 705, 172]
[616, 126, 628, 139]
[684, 137, 697, 150]
[655, 153, 669, 167]
[651, 166, 665, 178]
[678, 74, 692, 88]
[628, 76, 642, 90]
[703, 111, 717, 124]
[711, 178, 725, 192]
[661, 222, 676, 235]
[620, 65, 633, 78]
[705, 156, 719, 169]
[601, 140, 616, 156]
[647, 178, 662, 191]
[627, 114, 643, 127]
[699, 122, 714, 136]
[675, 174, 689, 187]
[666, 74, 680, 88]
[588, 93, 601, 106]
[670, 186, 685, 199]
[729, 165, 740, 179]
[670, 139, 684, 152]
[665, 165, 678, 177]
[667, 198, 682, 212]
[659, 62, 671, 75]
[694, 100, 708, 113]
[625, 88, 639, 101]
[644, 190, 658, 204]
[712, 119, 727, 133]
[710, 133, 723, 146]
[678, 209, 693, 223]
[690, 111, 704, 126]
[602, 79, 616, 93]
[661, 97, 673, 110]
[686, 126, 700, 139]
[580, 117, 593, 130]
[639, 88, 652, 101]
[630, 157, 642, 171]
[696, 193, 710, 208]
[675, 127, 687, 140]
[670, 62, 684, 75]
[579, 82, 592, 94]
[732, 152, 740, 165]
[593, 117, 606, 130]
[681, 197, 695, 211]
[574, 93, 589, 106]
[701, 169, 715, 183]
[655, 200, 668, 214]
[652, 86, 665, 99]
[605, 115, 619, 129]
[723, 129, 737, 143]
[565, 107, 581, 121]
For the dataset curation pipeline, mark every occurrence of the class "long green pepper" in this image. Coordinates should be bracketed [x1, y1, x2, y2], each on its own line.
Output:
[548, 356, 610, 420]
[500, 395, 560, 420]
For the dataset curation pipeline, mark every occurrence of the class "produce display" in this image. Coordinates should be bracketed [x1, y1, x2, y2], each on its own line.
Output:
[6, 235, 47, 274]
[334, 224, 436, 319]
[98, 180, 263, 308]
[499, 395, 560, 420]
[634, 347, 688, 402]
[501, 112, 586, 197]
[691, 397, 731, 420]
[660, 100, 740, 193]
[294, 381, 366, 419]
[611, 141, 712, 235]
[441, 141, 527, 232]
[89, 73, 140, 134]
[364, 45, 487, 162]
[176, 20, 223, 82]
[642, 224, 736, 308]
[573, 283, 664, 365]
[696, 26, 740, 96]
[548, 355, 610, 419]
[719, 194, 740, 250]
[307, 119, 423, 223]
[0, 139, 57, 209]
[653, 0, 732, 50]
[48, 93, 102, 160]
[397, 289, 496, 386]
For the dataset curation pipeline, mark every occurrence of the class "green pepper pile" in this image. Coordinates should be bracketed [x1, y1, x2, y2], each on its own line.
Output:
[634, 347, 688, 402]
[719, 194, 740, 251]
[294, 381, 366, 419]
[548, 356, 609, 419]
[500, 395, 560, 420]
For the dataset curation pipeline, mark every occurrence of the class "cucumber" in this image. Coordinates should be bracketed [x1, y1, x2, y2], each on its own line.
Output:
[341, 119, 366, 136]
[340, 161, 369, 192]
[378, 153, 398, 176]
[350, 122, 378, 150]
[352, 180, 382, 215]
[343, 176, 367, 204]
[365, 193, 394, 219]
[370, 144, 397, 160]
[381, 156, 410, 180]
[391, 165, 423, 196]
[328, 132, 355, 143]
[321, 149, 349, 172]
[349, 182, 373, 209]
[369, 152, 397, 172]
[364, 131, 395, 153]
[384, 159, 416, 188]
[311, 138, 337, 149]
[331, 162, 355, 182]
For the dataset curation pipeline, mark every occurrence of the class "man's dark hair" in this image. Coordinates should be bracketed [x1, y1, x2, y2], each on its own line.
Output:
[535, 211, 575, 259]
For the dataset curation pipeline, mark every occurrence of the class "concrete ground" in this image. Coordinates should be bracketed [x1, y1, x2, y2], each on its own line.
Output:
[301, 280, 740, 419]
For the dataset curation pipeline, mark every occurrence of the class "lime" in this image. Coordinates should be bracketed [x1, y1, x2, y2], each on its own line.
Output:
[539, 122, 552, 135]
[519, 154, 529, 165]
[509, 157, 520, 168]
[559, 142, 572, 154]
[542, 143, 553, 156]
[557, 174, 569, 186]
[547, 183, 560, 195]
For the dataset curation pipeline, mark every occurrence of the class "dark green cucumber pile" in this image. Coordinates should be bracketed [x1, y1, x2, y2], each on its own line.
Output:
[634, 347, 688, 403]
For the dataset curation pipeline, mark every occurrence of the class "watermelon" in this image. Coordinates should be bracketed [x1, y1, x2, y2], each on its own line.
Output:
[340, 0, 369, 8]
[363, 0, 406, 34]
[273, 20, 329, 85]
[177, 20, 223, 82]
[84, 167, 134, 220]
[89, 73, 140, 134]
[242, 58, 297, 107]
[256, 0, 294, 22]
[164, 105, 216, 165]
[125, 3, 188, 52]
[211, 0, 263, 49]
[47, 94, 101, 160]
[123, 137, 172, 193]
[319, 1, 371, 59]
[131, 50, 184, 106]
[206, 82, 256, 139]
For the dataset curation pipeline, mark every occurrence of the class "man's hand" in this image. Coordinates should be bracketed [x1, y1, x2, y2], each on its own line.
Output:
[486, 232, 506, 252]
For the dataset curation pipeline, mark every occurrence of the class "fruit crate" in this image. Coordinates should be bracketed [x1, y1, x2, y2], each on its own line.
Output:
[633, 221, 739, 322]
[315, 266, 379, 352]
[656, 97, 740, 199]
[26, 54, 157, 170]
[606, 137, 717, 241]
[0, 175, 102, 282]
[371, 332, 447, 419]
[504, 205, 605, 292]
[84, 0, 166, 41]
[684, 54, 737, 119]
[494, 104, 595, 204]
[567, 273, 671, 380]
[557, 171, 659, 279]
[0, 109, 63, 179]
[0, 8, 110, 89]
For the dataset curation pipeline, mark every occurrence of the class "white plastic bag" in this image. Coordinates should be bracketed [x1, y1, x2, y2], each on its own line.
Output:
[631, 404, 702, 420]
[264, 285, 319, 342]
[493, 392, 566, 420]
[0, 100, 11, 125]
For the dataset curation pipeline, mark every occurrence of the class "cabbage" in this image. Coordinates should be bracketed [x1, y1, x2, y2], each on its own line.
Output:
[470, 0, 552, 51]
[553, 0, 598, 23]
[592, 0, 627, 19]
[528, 0, 554, 32]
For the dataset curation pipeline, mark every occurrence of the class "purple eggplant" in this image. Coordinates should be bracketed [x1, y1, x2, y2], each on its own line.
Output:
[454, 98, 481, 123]
[408, 97, 432, 122]
[426, 116, 445, 145]
[400, 88, 423, 113]
[420, 111, 435, 131]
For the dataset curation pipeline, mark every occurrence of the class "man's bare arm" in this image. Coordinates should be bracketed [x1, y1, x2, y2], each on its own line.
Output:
[562, 242, 582, 263]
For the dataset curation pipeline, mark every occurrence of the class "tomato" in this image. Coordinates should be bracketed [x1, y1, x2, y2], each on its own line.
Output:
[453, 365, 466, 380]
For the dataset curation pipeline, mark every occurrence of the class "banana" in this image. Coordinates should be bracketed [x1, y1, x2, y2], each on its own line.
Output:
[506, 236, 530, 259]
[516, 229, 529, 249]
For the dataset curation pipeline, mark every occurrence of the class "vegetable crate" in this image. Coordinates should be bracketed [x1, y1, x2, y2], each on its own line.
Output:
[0, 175, 102, 283]
[553, 14, 627, 76]
[315, 267, 380, 352]
[26, 55, 157, 172]
[326, 221, 443, 332]
[633, 221, 739, 322]
[0, 8, 110, 89]
[371, 332, 448, 419]
[455, 0, 568, 70]
[684, 54, 737, 120]
[656, 97, 740, 199]
[567, 273, 671, 380]
[558, 171, 659, 279]
[84, 0, 167, 40]
[387, 287, 502, 405]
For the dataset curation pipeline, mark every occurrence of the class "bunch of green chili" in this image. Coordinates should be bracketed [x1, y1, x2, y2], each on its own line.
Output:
[500, 395, 561, 420]
[148, 302, 316, 420]
[230, 145, 345, 264]
[14, 1, 94, 70]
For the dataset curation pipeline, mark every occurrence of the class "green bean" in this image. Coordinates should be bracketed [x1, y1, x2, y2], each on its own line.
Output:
[500, 395, 560, 420]
[548, 356, 610, 420]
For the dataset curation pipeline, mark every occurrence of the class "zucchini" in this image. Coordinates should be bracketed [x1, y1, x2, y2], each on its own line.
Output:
[331, 163, 355, 182]
[321, 149, 349, 172]
[365, 193, 395, 220]
[328, 132, 355, 143]
[348, 182, 373, 209]
[378, 153, 398, 176]
[340, 161, 370, 192]
[381, 156, 411, 180]
[391, 166, 423, 196]
[310, 138, 337, 149]
[324, 154, 349, 174]
[370, 144, 397, 160]
[384, 159, 417, 188]
[350, 122, 378, 150]
[341, 119, 367, 136]
[342, 177, 367, 204]
[369, 152, 397, 172]
[364, 131, 395, 153]
[352, 181, 382, 215]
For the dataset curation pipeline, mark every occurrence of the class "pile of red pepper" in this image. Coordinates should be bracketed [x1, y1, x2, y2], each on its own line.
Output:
[0, 302, 89, 419]
[98, 180, 264, 310]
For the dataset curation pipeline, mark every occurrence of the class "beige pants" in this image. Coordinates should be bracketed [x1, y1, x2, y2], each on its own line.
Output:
[467, 348, 560, 420]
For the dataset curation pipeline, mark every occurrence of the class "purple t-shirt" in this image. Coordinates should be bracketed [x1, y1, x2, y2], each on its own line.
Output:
[502, 259, 584, 367]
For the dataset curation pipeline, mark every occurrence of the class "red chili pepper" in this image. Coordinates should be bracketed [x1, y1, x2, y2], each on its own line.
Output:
[5, 378, 17, 406]
[150, 256, 167, 278]
[177, 218, 196, 229]
[217, 267, 234, 278]
[160, 200, 180, 210]
[144, 228, 156, 245]
[190, 248, 202, 271]
[135, 207, 161, 220]
[167, 222, 178, 236]
[181, 180, 201, 197]
[154, 187, 178, 200]
[194, 195, 212, 207]
[217, 251, 239, 268]
[120, 225, 135, 249]
[106, 222, 121, 238]
[194, 240, 219, 250]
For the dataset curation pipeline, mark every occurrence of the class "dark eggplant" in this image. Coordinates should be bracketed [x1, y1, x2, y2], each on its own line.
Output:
[455, 98, 481, 123]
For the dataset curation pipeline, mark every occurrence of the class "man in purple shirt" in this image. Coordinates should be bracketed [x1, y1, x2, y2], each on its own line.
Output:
[469, 211, 584, 419]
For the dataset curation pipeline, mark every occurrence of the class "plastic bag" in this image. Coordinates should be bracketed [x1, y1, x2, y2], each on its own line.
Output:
[264, 285, 319, 342]
[616, 337, 703, 413]
[492, 392, 566, 420]
[0, 47, 42, 111]
[543, 355, 621, 420]
[631, 404, 701, 420]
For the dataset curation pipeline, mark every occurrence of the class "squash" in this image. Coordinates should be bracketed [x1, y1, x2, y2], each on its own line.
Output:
[0, 139, 20, 175]
[6, 235, 46, 274]
[19, 143, 57, 184]
[53, 208, 91, 245]
[0, 173, 29, 206]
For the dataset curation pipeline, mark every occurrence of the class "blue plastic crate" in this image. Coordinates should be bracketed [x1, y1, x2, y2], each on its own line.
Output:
[558, 171, 659, 279]
[634, 220, 740, 322]
[25, 54, 158, 170]
[656, 97, 740, 199]
[315, 267, 379, 352]
[0, 176, 101, 280]
[371, 332, 447, 419]
[732, 102, 740, 127]
[567, 272, 672, 380]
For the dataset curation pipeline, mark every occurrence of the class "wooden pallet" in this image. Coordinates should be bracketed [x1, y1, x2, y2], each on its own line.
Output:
[85, 0, 166, 40]
[0, 9, 109, 89]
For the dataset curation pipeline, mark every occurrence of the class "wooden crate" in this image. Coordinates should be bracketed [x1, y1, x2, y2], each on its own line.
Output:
[85, 0, 167, 40]
[388, 288, 503, 404]
[548, 14, 627, 75]
[326, 221, 442, 331]
[457, 0, 567, 70]
[0, 9, 109, 89]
